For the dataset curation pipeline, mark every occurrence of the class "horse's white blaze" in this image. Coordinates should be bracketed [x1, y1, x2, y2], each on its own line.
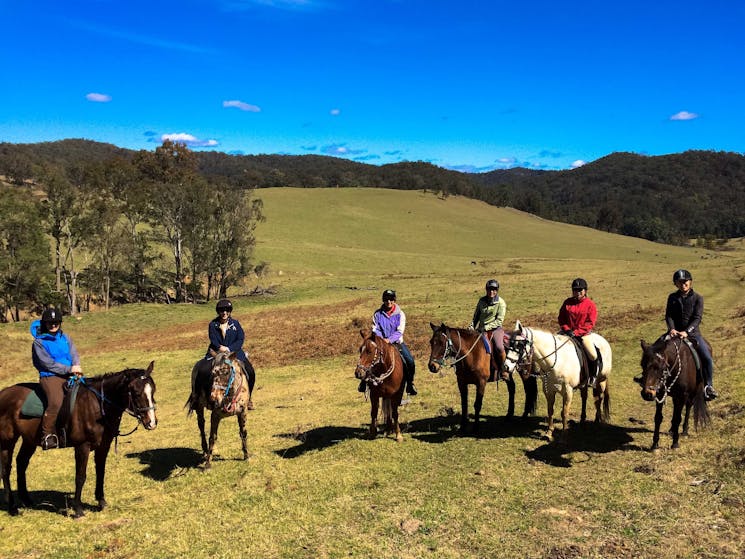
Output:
[143, 383, 157, 426]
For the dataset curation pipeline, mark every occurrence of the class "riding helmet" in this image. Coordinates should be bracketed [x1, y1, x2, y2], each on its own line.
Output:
[485, 279, 499, 290]
[41, 308, 63, 324]
[216, 299, 233, 313]
[382, 289, 396, 301]
[672, 269, 692, 283]
[571, 278, 588, 291]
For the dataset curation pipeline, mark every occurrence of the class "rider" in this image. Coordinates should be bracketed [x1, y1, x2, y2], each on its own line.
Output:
[31, 308, 82, 450]
[471, 279, 507, 379]
[664, 269, 717, 400]
[361, 289, 417, 395]
[206, 299, 256, 409]
[558, 278, 600, 387]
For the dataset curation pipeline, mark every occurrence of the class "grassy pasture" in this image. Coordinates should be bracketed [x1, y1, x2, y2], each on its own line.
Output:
[1, 188, 744, 559]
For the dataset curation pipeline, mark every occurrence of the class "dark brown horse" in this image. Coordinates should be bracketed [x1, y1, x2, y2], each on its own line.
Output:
[186, 351, 250, 468]
[639, 337, 710, 450]
[355, 329, 406, 441]
[0, 363, 157, 517]
[428, 323, 537, 433]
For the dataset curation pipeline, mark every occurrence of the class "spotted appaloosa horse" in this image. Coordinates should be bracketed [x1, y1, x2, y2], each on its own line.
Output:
[427, 323, 538, 433]
[0, 363, 157, 517]
[505, 321, 611, 441]
[355, 329, 406, 442]
[187, 350, 250, 468]
[639, 337, 709, 450]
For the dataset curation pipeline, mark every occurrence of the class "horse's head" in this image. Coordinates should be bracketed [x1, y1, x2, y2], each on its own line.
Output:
[355, 329, 383, 381]
[427, 322, 451, 373]
[209, 351, 242, 410]
[639, 339, 670, 402]
[504, 320, 533, 380]
[126, 361, 158, 430]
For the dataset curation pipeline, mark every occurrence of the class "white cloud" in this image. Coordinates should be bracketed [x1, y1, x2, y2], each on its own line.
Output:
[321, 143, 366, 156]
[86, 92, 112, 103]
[670, 111, 699, 121]
[330, 108, 341, 116]
[223, 100, 261, 112]
[161, 133, 219, 147]
[571, 160, 587, 168]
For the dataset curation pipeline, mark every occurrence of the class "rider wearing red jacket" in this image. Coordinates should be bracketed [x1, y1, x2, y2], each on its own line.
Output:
[558, 278, 599, 386]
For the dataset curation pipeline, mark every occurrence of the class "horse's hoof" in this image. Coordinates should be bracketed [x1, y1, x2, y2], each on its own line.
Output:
[396, 436, 403, 443]
[98, 499, 108, 511]
[242, 453, 249, 460]
[9, 507, 20, 516]
[671, 443, 680, 450]
[72, 510, 85, 519]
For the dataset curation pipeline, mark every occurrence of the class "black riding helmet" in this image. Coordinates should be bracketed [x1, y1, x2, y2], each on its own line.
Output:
[382, 289, 396, 301]
[216, 299, 233, 313]
[672, 269, 692, 283]
[485, 279, 499, 290]
[41, 308, 63, 323]
[571, 278, 588, 291]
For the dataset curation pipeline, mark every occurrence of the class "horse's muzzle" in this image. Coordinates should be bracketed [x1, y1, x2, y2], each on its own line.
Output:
[428, 361, 441, 374]
[641, 388, 656, 402]
[354, 365, 367, 379]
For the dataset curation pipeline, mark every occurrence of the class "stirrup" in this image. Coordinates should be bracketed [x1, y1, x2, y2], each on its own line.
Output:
[41, 433, 59, 450]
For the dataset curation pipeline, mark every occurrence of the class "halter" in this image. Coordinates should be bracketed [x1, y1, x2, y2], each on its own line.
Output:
[212, 357, 244, 413]
[356, 339, 395, 387]
[648, 339, 683, 404]
[504, 328, 535, 375]
[430, 328, 481, 369]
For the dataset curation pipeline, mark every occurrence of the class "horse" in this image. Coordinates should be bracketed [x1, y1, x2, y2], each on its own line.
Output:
[186, 350, 250, 468]
[0, 362, 157, 517]
[427, 323, 538, 433]
[639, 337, 710, 450]
[354, 329, 406, 442]
[505, 320, 612, 441]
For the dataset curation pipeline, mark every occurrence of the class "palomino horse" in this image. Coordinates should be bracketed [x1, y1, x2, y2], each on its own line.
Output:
[354, 329, 406, 441]
[639, 337, 710, 450]
[0, 363, 157, 517]
[186, 351, 250, 468]
[506, 321, 612, 441]
[427, 323, 538, 433]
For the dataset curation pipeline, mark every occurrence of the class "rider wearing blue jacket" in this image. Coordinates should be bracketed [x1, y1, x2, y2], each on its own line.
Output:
[31, 308, 82, 450]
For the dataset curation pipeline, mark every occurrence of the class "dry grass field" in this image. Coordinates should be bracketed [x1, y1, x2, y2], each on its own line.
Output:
[0, 188, 743, 559]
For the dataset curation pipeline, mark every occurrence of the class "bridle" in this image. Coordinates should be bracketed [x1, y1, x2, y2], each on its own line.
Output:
[212, 357, 244, 413]
[356, 338, 395, 387]
[429, 328, 481, 369]
[646, 339, 683, 404]
[504, 328, 534, 376]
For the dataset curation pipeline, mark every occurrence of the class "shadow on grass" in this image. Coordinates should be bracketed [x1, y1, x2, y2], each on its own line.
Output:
[126, 447, 204, 480]
[408, 413, 545, 443]
[274, 426, 361, 459]
[525, 422, 649, 468]
[3, 489, 101, 517]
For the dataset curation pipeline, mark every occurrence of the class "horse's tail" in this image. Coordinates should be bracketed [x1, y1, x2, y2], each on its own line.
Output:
[522, 375, 538, 416]
[601, 380, 611, 422]
[382, 399, 393, 428]
[693, 387, 710, 431]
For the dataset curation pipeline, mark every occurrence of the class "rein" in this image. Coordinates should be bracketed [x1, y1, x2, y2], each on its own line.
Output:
[432, 328, 481, 369]
[212, 358, 245, 413]
[651, 339, 683, 404]
[357, 339, 396, 387]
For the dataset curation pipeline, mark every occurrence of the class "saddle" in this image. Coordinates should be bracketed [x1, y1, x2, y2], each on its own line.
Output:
[565, 336, 602, 387]
[20, 380, 81, 448]
[658, 335, 702, 378]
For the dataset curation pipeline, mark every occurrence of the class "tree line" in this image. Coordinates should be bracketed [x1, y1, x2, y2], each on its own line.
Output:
[0, 141, 263, 322]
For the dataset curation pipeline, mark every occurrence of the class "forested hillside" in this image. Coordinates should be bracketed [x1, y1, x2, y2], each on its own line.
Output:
[2, 140, 745, 245]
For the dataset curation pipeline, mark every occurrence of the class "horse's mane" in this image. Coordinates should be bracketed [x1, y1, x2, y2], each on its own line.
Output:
[84, 368, 143, 384]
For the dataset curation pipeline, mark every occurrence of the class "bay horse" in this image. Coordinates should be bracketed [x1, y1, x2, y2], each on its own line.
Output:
[639, 337, 710, 450]
[186, 350, 250, 468]
[0, 362, 157, 517]
[354, 329, 406, 442]
[427, 323, 538, 433]
[506, 320, 612, 441]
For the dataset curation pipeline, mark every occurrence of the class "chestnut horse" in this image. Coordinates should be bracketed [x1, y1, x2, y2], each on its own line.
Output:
[354, 329, 406, 441]
[639, 337, 710, 450]
[427, 323, 538, 433]
[186, 351, 250, 468]
[0, 363, 157, 517]
[505, 320, 612, 441]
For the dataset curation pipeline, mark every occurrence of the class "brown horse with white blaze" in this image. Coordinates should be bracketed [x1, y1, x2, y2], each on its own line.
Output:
[355, 329, 406, 441]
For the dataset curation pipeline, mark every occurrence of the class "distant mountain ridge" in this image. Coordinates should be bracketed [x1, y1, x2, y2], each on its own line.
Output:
[1, 139, 744, 243]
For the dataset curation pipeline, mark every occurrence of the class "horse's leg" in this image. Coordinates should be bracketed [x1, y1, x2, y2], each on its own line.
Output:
[522, 376, 537, 418]
[392, 401, 402, 442]
[681, 401, 692, 437]
[196, 406, 208, 456]
[237, 411, 249, 460]
[15, 438, 37, 508]
[545, 388, 556, 441]
[1, 440, 18, 516]
[651, 403, 664, 451]
[670, 398, 684, 449]
[505, 375, 516, 419]
[205, 412, 221, 469]
[73, 442, 92, 518]
[94, 437, 113, 511]
[473, 381, 486, 433]
[593, 385, 602, 423]
[369, 395, 379, 438]
[561, 388, 574, 436]
[458, 379, 469, 432]
[579, 385, 588, 423]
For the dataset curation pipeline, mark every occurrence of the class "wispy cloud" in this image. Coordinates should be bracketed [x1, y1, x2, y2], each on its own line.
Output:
[320, 143, 366, 156]
[670, 110, 699, 121]
[223, 100, 261, 112]
[329, 108, 341, 116]
[354, 154, 380, 161]
[160, 133, 219, 148]
[85, 92, 112, 103]
[571, 160, 587, 169]
[221, 0, 320, 11]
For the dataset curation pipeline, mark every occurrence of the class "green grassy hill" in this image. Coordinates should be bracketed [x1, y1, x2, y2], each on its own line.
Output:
[1, 188, 743, 559]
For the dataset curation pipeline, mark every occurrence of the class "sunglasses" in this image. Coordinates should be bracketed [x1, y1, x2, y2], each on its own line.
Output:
[46, 321, 61, 327]
[217, 308, 232, 313]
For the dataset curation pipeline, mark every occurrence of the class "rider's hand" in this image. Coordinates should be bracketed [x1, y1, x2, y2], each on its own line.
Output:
[678, 331, 688, 339]
[219, 345, 230, 352]
[71, 364, 82, 374]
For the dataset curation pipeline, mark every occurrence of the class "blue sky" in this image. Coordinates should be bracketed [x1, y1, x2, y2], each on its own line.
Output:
[1, 0, 743, 171]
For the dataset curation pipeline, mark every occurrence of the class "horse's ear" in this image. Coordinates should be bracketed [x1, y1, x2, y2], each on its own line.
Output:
[515, 319, 522, 332]
[229, 351, 237, 360]
[430, 322, 437, 331]
[640, 339, 648, 350]
[360, 329, 367, 338]
[146, 361, 155, 375]
[440, 322, 446, 329]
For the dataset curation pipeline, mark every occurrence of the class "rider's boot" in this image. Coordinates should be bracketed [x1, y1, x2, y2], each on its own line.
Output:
[406, 371, 418, 396]
[498, 350, 508, 380]
[587, 358, 599, 388]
